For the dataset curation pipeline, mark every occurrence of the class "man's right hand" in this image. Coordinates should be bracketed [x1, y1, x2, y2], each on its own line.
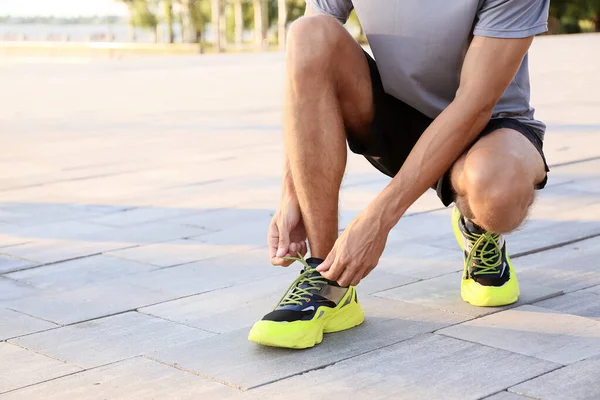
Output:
[268, 196, 308, 266]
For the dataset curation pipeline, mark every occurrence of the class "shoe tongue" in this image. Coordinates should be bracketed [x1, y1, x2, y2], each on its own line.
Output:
[464, 219, 486, 235]
[461, 219, 505, 253]
[305, 257, 323, 269]
[304, 257, 341, 287]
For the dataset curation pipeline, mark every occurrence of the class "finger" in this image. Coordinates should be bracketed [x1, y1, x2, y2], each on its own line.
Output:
[350, 273, 362, 287]
[276, 224, 290, 258]
[271, 255, 294, 267]
[337, 267, 356, 288]
[320, 255, 344, 282]
[289, 242, 297, 254]
[362, 264, 377, 279]
[316, 247, 335, 273]
[299, 241, 308, 256]
[268, 220, 279, 261]
[292, 241, 307, 258]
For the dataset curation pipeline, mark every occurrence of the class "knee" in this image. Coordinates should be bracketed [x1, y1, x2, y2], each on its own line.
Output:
[286, 15, 344, 81]
[461, 154, 535, 233]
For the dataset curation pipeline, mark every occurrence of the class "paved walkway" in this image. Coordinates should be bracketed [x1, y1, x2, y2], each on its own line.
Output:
[1, 34, 600, 400]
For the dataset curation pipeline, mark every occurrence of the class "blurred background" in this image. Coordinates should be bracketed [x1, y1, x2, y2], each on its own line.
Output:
[0, 0, 599, 54]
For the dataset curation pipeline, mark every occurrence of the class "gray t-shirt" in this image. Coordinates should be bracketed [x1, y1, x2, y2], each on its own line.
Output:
[307, 0, 550, 138]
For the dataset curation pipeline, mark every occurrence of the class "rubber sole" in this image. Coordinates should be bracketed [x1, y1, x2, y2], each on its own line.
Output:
[248, 301, 364, 349]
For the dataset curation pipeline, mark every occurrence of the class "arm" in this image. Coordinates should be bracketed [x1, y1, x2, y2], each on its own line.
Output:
[317, 35, 535, 285]
[377, 35, 534, 225]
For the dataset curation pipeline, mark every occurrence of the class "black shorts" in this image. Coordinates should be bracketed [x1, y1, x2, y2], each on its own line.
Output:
[347, 51, 549, 207]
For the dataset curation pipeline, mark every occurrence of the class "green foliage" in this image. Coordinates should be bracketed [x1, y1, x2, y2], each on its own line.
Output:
[286, 0, 306, 21]
[131, 0, 158, 29]
[550, 0, 600, 32]
[191, 0, 210, 40]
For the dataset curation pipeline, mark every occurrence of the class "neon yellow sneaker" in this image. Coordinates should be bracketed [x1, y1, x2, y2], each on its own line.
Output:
[452, 206, 519, 307]
[248, 256, 364, 349]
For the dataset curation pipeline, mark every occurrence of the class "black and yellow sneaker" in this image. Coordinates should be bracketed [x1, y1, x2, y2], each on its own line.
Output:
[452, 206, 519, 307]
[248, 256, 364, 349]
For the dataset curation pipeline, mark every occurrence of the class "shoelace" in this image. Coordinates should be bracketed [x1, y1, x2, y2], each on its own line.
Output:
[463, 231, 503, 275]
[276, 254, 328, 307]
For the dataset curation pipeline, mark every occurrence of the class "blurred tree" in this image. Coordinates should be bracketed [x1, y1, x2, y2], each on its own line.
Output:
[286, 0, 305, 21]
[586, 0, 600, 31]
[120, 0, 158, 42]
[278, 0, 287, 49]
[211, 0, 222, 51]
[548, 0, 600, 33]
[179, 0, 196, 42]
[233, 0, 243, 48]
[252, 0, 267, 48]
[164, 0, 174, 43]
[191, 0, 210, 43]
[119, 0, 137, 41]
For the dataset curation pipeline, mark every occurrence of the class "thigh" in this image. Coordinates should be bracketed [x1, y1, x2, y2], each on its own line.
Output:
[311, 16, 376, 144]
[288, 15, 374, 142]
[347, 52, 434, 176]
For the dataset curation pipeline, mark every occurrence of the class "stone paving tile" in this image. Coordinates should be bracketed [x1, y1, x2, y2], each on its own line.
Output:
[168, 207, 275, 232]
[483, 392, 531, 400]
[244, 334, 559, 400]
[0, 342, 81, 394]
[3, 273, 211, 325]
[6, 254, 157, 291]
[0, 218, 205, 265]
[84, 206, 201, 228]
[508, 219, 600, 256]
[439, 305, 600, 365]
[104, 239, 251, 268]
[127, 247, 292, 293]
[10, 312, 211, 369]
[0, 220, 110, 243]
[373, 271, 562, 317]
[355, 269, 418, 295]
[0, 255, 36, 274]
[0, 229, 31, 249]
[0, 239, 109, 265]
[515, 237, 600, 294]
[0, 277, 38, 306]
[0, 203, 126, 228]
[189, 222, 270, 248]
[0, 308, 57, 340]
[139, 271, 299, 333]
[585, 284, 600, 295]
[534, 292, 600, 320]
[510, 356, 600, 400]
[86, 220, 209, 247]
[0, 357, 239, 400]
[150, 296, 469, 390]
[376, 248, 462, 280]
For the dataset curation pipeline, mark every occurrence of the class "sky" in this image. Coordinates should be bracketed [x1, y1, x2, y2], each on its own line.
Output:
[0, 0, 128, 17]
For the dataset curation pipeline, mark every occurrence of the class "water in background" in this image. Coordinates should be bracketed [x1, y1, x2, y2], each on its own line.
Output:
[0, 23, 182, 43]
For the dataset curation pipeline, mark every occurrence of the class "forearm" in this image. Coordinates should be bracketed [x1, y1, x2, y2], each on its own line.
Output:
[376, 97, 492, 227]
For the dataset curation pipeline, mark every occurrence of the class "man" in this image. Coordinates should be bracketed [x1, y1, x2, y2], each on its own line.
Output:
[249, 0, 550, 349]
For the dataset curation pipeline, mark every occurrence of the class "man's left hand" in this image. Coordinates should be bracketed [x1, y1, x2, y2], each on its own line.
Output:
[316, 205, 391, 287]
